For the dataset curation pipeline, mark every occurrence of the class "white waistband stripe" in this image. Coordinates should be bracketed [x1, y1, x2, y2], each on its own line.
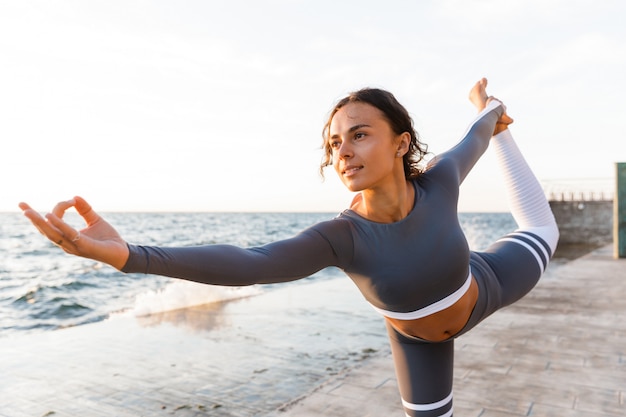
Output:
[370, 271, 471, 320]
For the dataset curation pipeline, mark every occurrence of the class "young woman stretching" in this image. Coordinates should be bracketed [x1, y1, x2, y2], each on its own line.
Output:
[20, 78, 558, 417]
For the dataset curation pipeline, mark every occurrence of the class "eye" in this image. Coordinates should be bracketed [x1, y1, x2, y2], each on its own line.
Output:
[354, 132, 365, 140]
[329, 139, 341, 150]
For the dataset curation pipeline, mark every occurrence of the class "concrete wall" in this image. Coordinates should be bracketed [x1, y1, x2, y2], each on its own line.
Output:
[549, 200, 613, 245]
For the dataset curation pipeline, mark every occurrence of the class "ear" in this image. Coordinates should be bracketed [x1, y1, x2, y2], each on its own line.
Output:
[396, 132, 411, 157]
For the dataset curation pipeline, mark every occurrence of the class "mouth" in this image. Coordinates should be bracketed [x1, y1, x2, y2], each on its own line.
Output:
[342, 166, 363, 177]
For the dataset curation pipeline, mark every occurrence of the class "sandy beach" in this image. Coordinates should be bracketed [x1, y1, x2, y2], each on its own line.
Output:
[2, 244, 625, 416]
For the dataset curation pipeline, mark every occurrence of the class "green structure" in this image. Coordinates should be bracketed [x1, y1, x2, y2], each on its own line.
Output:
[615, 163, 626, 258]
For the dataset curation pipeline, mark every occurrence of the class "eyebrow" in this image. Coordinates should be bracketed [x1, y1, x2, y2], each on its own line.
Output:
[330, 123, 371, 139]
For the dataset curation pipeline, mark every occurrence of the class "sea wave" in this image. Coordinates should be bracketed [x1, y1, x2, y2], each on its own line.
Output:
[131, 281, 263, 317]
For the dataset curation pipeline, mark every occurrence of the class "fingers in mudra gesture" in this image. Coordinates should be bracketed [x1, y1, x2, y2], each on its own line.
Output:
[19, 196, 129, 270]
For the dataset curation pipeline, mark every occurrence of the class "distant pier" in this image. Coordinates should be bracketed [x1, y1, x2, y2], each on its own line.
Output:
[544, 179, 614, 255]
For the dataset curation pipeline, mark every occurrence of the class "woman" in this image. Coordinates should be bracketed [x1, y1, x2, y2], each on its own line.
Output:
[20, 78, 558, 417]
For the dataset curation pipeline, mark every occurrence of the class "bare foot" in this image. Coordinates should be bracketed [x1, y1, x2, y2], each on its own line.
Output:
[469, 78, 489, 112]
[469, 77, 514, 134]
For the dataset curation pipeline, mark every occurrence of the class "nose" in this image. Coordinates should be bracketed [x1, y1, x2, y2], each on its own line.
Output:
[337, 141, 353, 159]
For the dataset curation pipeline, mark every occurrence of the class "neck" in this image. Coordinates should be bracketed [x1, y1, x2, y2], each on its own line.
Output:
[352, 180, 415, 223]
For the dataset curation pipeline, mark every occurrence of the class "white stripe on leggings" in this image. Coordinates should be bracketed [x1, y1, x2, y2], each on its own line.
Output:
[404, 408, 453, 417]
[402, 391, 453, 411]
[510, 231, 550, 264]
[405, 411, 452, 417]
[496, 237, 545, 273]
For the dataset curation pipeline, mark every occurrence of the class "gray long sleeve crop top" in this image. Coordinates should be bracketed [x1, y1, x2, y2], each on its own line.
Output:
[122, 101, 503, 316]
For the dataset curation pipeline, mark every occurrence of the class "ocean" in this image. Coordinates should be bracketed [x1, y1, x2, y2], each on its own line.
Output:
[1, 211, 518, 338]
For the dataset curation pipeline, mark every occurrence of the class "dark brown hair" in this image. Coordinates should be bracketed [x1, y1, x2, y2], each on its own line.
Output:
[320, 88, 428, 179]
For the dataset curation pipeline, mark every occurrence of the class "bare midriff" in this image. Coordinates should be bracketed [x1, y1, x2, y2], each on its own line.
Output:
[385, 276, 479, 342]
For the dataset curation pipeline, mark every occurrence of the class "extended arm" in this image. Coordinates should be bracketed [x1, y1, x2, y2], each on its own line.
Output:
[122, 226, 344, 286]
[427, 99, 504, 188]
[20, 197, 349, 286]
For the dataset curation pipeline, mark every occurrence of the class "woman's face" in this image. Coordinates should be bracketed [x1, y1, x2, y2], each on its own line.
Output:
[328, 102, 408, 192]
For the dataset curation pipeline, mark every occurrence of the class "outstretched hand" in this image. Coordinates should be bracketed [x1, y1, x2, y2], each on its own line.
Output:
[19, 196, 129, 270]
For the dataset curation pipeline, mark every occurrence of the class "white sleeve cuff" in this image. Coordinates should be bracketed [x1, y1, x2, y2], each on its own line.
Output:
[471, 99, 504, 126]
[493, 128, 513, 141]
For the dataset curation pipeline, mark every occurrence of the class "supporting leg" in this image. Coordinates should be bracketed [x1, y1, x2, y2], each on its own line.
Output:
[386, 322, 455, 417]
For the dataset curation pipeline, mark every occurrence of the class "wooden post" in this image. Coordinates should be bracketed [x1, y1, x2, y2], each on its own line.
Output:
[615, 163, 626, 258]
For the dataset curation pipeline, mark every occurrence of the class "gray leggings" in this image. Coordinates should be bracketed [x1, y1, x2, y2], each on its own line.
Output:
[387, 230, 553, 417]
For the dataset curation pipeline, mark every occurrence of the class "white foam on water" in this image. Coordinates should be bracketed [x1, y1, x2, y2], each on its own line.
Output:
[131, 281, 263, 317]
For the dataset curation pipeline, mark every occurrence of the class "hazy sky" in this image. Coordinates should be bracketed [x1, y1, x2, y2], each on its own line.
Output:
[2, 0, 624, 213]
